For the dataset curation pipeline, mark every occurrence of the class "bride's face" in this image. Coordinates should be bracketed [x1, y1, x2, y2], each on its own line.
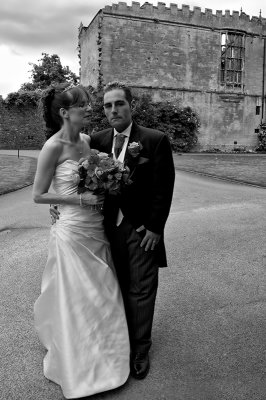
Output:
[67, 95, 92, 128]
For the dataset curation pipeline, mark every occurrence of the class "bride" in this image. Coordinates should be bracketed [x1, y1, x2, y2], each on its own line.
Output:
[32, 83, 130, 399]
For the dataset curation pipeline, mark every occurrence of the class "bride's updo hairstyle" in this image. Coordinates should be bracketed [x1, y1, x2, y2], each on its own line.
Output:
[40, 82, 91, 139]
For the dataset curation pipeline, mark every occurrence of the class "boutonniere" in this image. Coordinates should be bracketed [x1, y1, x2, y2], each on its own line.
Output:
[127, 141, 143, 158]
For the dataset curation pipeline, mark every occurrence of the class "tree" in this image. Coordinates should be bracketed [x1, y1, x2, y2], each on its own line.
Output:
[20, 53, 79, 91]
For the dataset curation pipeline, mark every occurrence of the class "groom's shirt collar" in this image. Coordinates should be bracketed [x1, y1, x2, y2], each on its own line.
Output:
[113, 122, 132, 138]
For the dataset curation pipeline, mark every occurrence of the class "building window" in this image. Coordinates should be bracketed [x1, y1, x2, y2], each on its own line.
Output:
[221, 32, 244, 89]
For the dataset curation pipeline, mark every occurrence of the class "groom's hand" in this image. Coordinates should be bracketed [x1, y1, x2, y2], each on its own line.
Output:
[50, 205, 60, 224]
[136, 226, 161, 252]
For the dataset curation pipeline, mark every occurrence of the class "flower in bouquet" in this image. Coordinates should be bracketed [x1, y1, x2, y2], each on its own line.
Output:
[72, 172, 81, 185]
[74, 149, 132, 195]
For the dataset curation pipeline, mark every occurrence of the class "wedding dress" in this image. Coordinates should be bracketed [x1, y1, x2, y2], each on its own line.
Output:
[34, 160, 130, 399]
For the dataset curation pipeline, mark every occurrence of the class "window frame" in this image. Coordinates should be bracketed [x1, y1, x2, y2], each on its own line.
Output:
[220, 31, 245, 90]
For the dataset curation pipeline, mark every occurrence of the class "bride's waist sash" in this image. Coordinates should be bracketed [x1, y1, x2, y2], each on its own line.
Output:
[54, 205, 104, 232]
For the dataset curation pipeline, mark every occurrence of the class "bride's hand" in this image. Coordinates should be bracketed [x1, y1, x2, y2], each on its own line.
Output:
[80, 192, 105, 207]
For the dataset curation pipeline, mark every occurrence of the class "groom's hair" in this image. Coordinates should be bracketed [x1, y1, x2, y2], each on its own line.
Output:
[103, 81, 133, 104]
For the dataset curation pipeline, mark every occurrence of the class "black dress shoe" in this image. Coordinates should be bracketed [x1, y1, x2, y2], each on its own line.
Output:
[130, 353, 150, 379]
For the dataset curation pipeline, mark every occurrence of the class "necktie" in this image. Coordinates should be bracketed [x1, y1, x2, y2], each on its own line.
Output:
[114, 134, 126, 159]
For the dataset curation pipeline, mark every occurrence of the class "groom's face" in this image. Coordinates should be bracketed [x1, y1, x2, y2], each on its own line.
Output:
[103, 89, 132, 132]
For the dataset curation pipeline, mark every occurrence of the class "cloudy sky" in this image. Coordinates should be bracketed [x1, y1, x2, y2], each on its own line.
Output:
[0, 0, 265, 98]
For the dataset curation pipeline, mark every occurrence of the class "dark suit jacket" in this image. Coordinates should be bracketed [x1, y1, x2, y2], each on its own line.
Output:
[90, 121, 175, 267]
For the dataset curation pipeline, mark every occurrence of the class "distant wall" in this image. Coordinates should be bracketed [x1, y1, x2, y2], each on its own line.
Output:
[133, 87, 261, 151]
[0, 100, 45, 149]
[79, 2, 266, 150]
[79, 14, 101, 88]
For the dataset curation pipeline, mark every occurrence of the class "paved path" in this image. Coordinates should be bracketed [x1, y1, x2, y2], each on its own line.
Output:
[1, 170, 266, 399]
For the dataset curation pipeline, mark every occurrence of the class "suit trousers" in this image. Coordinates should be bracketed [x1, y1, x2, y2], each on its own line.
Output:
[107, 217, 159, 355]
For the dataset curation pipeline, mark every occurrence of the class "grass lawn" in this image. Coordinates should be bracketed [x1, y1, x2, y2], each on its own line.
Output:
[0, 155, 37, 195]
[1, 153, 266, 196]
[174, 153, 266, 188]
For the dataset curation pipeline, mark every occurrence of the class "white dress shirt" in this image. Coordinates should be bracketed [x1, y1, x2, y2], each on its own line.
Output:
[112, 122, 132, 162]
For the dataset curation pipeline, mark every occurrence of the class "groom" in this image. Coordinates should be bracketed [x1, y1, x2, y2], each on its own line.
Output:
[90, 81, 175, 379]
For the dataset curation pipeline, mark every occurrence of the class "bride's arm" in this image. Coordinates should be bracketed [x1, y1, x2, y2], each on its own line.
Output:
[33, 137, 102, 207]
[32, 141, 80, 205]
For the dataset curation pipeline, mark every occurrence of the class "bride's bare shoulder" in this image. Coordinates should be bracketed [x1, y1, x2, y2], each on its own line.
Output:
[40, 135, 63, 161]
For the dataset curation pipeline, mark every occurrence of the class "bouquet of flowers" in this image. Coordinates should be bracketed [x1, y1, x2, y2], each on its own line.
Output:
[72, 149, 132, 195]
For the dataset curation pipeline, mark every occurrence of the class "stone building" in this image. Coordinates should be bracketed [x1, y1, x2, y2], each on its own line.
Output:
[78, 2, 266, 151]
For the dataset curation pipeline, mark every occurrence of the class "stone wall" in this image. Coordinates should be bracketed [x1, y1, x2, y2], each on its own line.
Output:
[79, 2, 266, 150]
[79, 14, 102, 89]
[0, 100, 45, 149]
[101, 1, 265, 34]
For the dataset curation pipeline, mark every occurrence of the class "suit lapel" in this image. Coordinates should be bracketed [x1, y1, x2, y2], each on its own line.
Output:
[102, 128, 114, 154]
[124, 121, 141, 164]
[128, 121, 141, 144]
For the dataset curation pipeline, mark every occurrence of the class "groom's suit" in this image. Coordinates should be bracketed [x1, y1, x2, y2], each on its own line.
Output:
[91, 121, 175, 354]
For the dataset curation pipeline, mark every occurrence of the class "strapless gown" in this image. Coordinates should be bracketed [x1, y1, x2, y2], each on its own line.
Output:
[34, 160, 130, 399]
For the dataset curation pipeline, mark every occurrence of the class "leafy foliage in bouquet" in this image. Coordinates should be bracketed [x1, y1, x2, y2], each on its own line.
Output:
[72, 149, 132, 195]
